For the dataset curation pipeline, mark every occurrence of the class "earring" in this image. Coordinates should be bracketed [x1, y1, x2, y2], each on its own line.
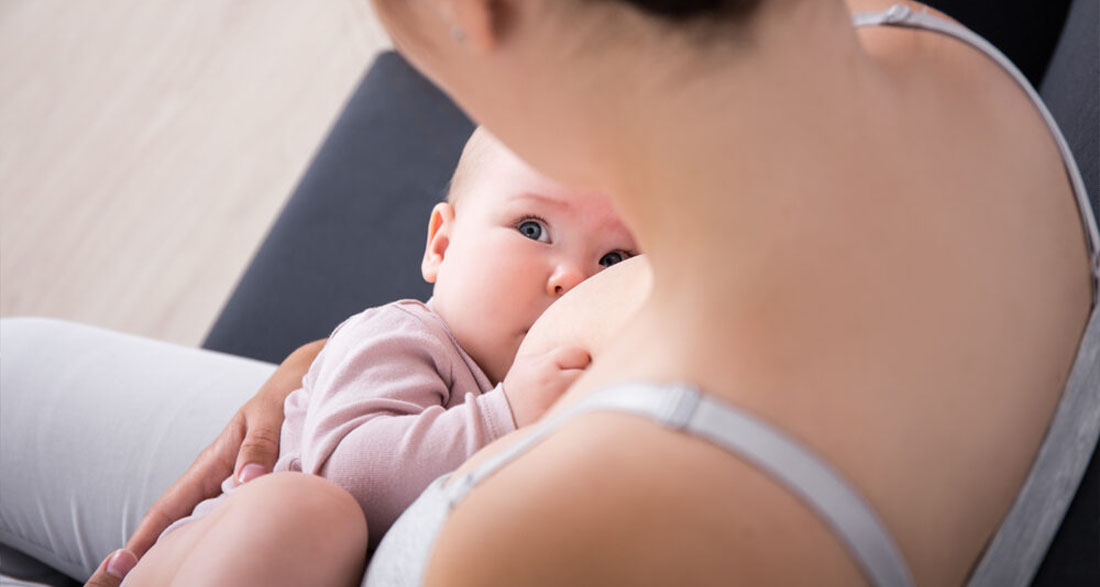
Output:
[450, 25, 466, 44]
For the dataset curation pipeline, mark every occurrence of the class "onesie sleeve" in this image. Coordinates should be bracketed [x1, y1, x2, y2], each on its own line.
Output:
[295, 306, 515, 546]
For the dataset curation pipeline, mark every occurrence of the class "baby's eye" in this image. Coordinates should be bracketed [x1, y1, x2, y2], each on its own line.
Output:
[599, 251, 630, 268]
[517, 219, 550, 243]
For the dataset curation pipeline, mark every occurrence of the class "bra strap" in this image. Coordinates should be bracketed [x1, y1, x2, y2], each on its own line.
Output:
[448, 383, 915, 587]
[968, 305, 1100, 585]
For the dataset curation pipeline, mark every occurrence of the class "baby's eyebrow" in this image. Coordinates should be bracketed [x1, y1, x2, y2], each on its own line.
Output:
[512, 192, 568, 209]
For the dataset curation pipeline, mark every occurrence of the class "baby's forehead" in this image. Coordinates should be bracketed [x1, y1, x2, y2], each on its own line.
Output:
[497, 186, 622, 220]
[455, 129, 617, 216]
[462, 159, 578, 206]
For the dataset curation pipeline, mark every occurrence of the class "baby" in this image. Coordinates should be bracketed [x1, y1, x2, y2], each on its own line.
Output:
[123, 128, 638, 584]
[274, 127, 638, 547]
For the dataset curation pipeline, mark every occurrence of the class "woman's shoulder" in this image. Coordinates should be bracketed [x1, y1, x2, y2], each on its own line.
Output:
[846, 1, 955, 23]
[424, 410, 865, 586]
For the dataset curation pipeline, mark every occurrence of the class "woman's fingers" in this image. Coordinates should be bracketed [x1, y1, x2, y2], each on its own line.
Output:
[231, 395, 283, 488]
[84, 549, 136, 587]
[230, 338, 321, 483]
[232, 408, 280, 484]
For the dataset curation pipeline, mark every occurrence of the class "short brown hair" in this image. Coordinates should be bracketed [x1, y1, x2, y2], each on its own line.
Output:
[445, 127, 498, 204]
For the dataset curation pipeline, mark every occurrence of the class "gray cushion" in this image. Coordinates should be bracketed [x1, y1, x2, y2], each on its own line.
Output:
[1041, 0, 1099, 214]
[1033, 0, 1100, 584]
[202, 52, 474, 363]
[926, 0, 1072, 87]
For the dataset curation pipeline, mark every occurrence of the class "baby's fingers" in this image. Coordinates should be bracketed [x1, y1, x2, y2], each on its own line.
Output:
[557, 366, 588, 388]
[551, 346, 592, 371]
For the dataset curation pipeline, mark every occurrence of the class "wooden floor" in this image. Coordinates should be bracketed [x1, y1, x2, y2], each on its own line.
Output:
[0, 1, 392, 347]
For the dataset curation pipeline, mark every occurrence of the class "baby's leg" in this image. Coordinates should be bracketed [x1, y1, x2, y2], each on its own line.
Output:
[124, 472, 368, 587]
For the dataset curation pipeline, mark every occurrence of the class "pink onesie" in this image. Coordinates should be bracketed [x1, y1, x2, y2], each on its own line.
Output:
[159, 299, 517, 549]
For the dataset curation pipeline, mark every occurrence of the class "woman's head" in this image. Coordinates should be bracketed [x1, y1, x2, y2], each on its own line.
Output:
[369, 0, 778, 190]
[588, 0, 761, 21]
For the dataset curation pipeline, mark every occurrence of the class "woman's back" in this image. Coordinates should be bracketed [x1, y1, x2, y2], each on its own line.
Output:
[374, 2, 1096, 585]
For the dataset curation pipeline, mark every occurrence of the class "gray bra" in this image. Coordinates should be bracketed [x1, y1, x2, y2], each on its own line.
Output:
[364, 6, 1100, 586]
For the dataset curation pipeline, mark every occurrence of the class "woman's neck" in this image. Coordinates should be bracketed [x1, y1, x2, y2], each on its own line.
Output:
[586, 1, 887, 309]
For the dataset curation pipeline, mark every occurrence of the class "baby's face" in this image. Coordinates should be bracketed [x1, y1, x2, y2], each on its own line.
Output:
[424, 142, 637, 384]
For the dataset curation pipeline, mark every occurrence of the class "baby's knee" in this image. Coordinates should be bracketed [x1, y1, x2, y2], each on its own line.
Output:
[232, 472, 368, 546]
[149, 473, 369, 586]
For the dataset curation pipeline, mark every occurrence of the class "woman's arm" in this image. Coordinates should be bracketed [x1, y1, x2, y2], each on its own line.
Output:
[86, 338, 326, 586]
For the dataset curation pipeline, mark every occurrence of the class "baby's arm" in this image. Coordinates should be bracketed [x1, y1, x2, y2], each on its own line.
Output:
[295, 306, 515, 547]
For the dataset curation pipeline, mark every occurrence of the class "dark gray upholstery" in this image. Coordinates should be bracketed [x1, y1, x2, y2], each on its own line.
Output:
[1032, 0, 1100, 583]
[925, 0, 1072, 87]
[1041, 0, 1099, 214]
[0, 544, 79, 587]
[202, 53, 473, 364]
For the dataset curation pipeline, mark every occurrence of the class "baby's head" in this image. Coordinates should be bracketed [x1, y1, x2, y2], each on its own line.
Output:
[422, 128, 638, 384]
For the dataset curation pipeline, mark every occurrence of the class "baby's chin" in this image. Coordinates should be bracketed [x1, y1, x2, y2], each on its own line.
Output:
[484, 336, 525, 385]
[512, 325, 539, 357]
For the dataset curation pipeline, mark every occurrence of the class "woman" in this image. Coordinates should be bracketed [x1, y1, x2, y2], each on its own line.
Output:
[70, 0, 1100, 583]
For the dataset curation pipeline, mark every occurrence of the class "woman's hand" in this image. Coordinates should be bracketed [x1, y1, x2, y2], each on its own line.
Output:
[83, 339, 327, 587]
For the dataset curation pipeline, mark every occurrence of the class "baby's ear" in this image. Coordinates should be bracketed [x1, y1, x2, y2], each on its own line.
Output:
[421, 202, 455, 283]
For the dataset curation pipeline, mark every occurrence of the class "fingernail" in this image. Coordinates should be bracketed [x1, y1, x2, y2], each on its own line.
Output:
[106, 549, 137, 579]
[238, 463, 268, 484]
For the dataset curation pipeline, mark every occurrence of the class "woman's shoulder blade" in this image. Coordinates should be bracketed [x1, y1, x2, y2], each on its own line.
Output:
[425, 411, 866, 586]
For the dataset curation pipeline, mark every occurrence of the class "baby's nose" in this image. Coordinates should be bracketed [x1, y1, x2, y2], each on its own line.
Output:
[547, 263, 586, 296]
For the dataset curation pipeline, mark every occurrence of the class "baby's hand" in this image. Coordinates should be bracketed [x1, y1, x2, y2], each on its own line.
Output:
[502, 346, 591, 427]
